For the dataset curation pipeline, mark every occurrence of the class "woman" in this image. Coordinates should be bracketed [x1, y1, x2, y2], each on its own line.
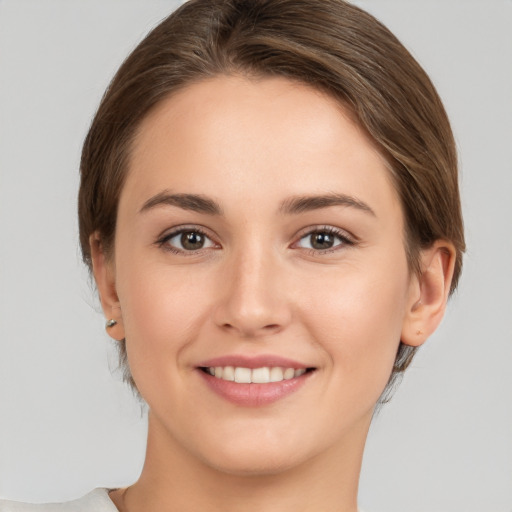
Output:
[0, 0, 465, 510]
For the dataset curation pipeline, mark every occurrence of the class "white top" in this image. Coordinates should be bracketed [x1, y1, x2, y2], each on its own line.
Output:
[0, 489, 118, 512]
[0, 490, 366, 512]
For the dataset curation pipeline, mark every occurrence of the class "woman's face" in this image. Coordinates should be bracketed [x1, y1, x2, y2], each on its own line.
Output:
[104, 75, 419, 474]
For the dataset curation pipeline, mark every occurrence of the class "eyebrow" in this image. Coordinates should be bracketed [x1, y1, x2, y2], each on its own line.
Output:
[139, 191, 375, 217]
[279, 193, 376, 216]
[139, 191, 223, 215]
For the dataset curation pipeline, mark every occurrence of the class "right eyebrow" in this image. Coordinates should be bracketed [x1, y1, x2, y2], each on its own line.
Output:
[139, 191, 223, 216]
[279, 192, 376, 217]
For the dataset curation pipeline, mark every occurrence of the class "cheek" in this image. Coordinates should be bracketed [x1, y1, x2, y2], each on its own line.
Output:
[114, 253, 214, 384]
[300, 259, 409, 398]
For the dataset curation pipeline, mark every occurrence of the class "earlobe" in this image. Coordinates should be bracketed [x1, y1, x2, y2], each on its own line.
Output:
[401, 240, 456, 347]
[89, 232, 125, 341]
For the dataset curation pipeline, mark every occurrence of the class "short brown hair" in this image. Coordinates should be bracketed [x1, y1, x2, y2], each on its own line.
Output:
[79, 0, 465, 400]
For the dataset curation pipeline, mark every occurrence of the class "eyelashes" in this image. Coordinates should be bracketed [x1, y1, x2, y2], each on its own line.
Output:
[155, 225, 356, 256]
[155, 226, 217, 254]
[294, 226, 355, 253]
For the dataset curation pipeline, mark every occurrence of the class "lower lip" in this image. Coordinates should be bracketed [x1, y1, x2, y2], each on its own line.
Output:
[198, 370, 312, 406]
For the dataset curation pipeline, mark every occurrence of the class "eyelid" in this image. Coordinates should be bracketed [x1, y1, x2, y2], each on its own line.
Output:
[155, 224, 220, 254]
[292, 225, 357, 252]
[154, 224, 356, 255]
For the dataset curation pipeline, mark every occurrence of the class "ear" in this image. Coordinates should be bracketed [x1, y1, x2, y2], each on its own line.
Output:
[90, 232, 125, 341]
[401, 240, 456, 347]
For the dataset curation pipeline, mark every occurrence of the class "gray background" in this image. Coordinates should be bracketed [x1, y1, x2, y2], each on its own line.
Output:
[0, 1, 511, 511]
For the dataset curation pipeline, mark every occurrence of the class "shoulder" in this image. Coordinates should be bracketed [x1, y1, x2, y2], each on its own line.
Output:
[0, 489, 118, 512]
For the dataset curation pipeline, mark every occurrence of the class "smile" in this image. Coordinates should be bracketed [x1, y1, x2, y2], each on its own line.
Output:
[198, 358, 315, 406]
[203, 366, 307, 383]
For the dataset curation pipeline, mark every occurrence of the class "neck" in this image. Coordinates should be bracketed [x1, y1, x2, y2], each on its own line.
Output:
[112, 411, 371, 512]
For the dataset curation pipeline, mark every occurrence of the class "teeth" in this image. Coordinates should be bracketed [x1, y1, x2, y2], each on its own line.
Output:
[251, 367, 270, 383]
[234, 367, 252, 383]
[222, 366, 235, 381]
[284, 368, 295, 380]
[269, 367, 284, 382]
[206, 366, 308, 383]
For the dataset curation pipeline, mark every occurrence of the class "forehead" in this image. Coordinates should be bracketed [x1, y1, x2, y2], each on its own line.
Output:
[123, 75, 400, 219]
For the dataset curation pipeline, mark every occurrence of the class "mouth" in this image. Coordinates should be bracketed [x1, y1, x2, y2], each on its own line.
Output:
[196, 357, 316, 406]
[199, 366, 314, 384]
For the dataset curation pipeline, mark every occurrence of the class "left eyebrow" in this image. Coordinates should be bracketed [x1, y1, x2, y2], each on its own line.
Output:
[279, 193, 376, 216]
[139, 191, 223, 215]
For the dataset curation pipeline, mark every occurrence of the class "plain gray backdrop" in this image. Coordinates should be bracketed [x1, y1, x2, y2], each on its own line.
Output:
[0, 1, 511, 511]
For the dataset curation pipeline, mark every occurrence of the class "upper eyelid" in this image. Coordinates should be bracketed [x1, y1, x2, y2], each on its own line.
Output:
[155, 224, 356, 249]
[157, 224, 216, 242]
[294, 225, 356, 243]
[155, 226, 218, 252]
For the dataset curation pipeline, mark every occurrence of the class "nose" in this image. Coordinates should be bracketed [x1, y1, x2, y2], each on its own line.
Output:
[212, 243, 292, 339]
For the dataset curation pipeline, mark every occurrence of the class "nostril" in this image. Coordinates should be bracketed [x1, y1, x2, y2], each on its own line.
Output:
[221, 322, 278, 329]
[219, 322, 282, 337]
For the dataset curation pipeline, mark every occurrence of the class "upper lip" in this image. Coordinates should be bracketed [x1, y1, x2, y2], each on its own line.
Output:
[198, 354, 311, 369]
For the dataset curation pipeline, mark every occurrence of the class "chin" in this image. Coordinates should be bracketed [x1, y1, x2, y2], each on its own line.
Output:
[201, 445, 304, 477]
[181, 422, 311, 477]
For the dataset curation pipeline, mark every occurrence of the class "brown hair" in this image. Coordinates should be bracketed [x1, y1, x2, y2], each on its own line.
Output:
[79, 0, 465, 401]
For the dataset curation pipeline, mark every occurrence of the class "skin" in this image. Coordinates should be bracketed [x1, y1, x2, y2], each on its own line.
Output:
[91, 75, 455, 512]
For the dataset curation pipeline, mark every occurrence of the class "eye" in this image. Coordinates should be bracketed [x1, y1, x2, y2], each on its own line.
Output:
[158, 228, 217, 253]
[295, 227, 353, 252]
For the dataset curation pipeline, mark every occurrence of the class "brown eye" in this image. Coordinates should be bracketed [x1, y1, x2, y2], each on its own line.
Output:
[181, 231, 205, 250]
[310, 232, 335, 250]
[162, 229, 216, 252]
[296, 228, 352, 252]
